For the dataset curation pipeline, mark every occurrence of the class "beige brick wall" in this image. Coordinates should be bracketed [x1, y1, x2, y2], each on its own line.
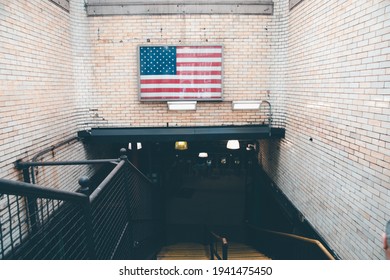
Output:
[0, 0, 286, 176]
[0, 0, 91, 180]
[1, 0, 388, 260]
[260, 0, 390, 259]
[83, 2, 287, 128]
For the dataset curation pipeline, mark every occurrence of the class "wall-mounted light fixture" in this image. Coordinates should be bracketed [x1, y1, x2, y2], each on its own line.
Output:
[226, 140, 240, 150]
[128, 142, 142, 150]
[232, 100, 262, 110]
[175, 141, 188, 150]
[167, 101, 197, 111]
[246, 143, 256, 151]
[232, 100, 272, 136]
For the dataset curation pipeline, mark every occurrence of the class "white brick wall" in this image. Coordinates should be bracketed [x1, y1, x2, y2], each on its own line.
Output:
[260, 0, 390, 259]
[83, 6, 286, 128]
[0, 0, 94, 180]
[0, 0, 285, 177]
[0, 0, 85, 180]
[1, 0, 388, 259]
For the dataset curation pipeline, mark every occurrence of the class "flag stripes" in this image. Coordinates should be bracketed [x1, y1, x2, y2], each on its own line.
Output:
[139, 45, 223, 101]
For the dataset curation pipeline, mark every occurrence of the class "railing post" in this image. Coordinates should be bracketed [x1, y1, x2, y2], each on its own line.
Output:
[21, 167, 39, 234]
[222, 241, 228, 260]
[78, 176, 96, 259]
[78, 176, 91, 196]
[119, 148, 136, 259]
[120, 148, 127, 161]
[210, 237, 214, 260]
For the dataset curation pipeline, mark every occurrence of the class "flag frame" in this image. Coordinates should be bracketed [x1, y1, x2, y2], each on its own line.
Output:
[138, 45, 224, 102]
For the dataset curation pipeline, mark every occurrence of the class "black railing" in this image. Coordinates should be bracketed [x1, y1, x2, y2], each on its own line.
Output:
[209, 231, 228, 260]
[0, 178, 90, 259]
[0, 149, 161, 259]
[246, 224, 335, 260]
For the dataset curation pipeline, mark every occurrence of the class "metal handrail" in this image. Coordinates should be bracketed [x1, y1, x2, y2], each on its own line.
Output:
[15, 159, 120, 168]
[246, 224, 335, 260]
[0, 178, 87, 203]
[1, 148, 161, 260]
[31, 136, 79, 184]
[89, 160, 126, 203]
[14, 147, 151, 192]
[210, 231, 228, 260]
[0, 177, 92, 259]
[262, 229, 334, 260]
[31, 136, 79, 163]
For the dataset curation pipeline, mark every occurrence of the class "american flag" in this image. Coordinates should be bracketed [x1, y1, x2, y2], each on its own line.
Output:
[139, 45, 223, 101]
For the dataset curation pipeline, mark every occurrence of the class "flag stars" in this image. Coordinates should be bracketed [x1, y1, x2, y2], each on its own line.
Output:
[140, 46, 176, 75]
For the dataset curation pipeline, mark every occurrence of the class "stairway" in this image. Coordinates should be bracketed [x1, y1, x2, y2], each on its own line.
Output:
[157, 243, 210, 260]
[228, 243, 271, 260]
[156, 242, 271, 260]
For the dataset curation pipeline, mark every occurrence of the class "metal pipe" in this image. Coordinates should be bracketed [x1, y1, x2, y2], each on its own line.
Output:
[82, 197, 96, 259]
[89, 160, 126, 203]
[222, 238, 228, 260]
[17, 159, 120, 168]
[260, 100, 272, 136]
[0, 178, 87, 203]
[21, 168, 39, 234]
[30, 136, 80, 184]
[31, 137, 79, 162]
[246, 224, 335, 260]
[210, 231, 229, 260]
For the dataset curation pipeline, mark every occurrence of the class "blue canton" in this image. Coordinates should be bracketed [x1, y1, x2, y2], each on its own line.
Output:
[140, 46, 177, 75]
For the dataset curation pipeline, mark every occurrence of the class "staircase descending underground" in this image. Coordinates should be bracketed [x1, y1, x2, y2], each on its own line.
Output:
[228, 243, 271, 260]
[156, 242, 271, 260]
[157, 243, 210, 260]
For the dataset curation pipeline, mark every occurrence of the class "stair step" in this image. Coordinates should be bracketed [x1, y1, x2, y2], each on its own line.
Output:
[157, 243, 210, 260]
[157, 242, 271, 260]
[227, 243, 271, 260]
[158, 255, 210, 260]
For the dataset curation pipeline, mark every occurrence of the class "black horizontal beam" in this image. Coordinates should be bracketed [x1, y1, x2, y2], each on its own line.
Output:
[15, 159, 120, 170]
[0, 178, 87, 203]
[78, 125, 285, 142]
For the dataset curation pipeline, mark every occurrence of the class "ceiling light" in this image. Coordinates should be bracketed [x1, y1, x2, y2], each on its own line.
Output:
[168, 101, 197, 110]
[232, 101, 262, 110]
[175, 141, 188, 150]
[198, 152, 208, 158]
[226, 140, 240, 150]
[128, 142, 142, 150]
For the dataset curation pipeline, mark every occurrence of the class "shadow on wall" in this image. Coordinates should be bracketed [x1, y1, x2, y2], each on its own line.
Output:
[258, 138, 282, 175]
[23, 137, 119, 192]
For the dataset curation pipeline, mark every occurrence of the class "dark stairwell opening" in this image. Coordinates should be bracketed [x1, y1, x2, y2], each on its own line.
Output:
[105, 138, 295, 259]
[1, 126, 335, 260]
[120, 139, 267, 259]
[84, 128, 335, 260]
[108, 139, 256, 240]
[161, 141, 250, 245]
